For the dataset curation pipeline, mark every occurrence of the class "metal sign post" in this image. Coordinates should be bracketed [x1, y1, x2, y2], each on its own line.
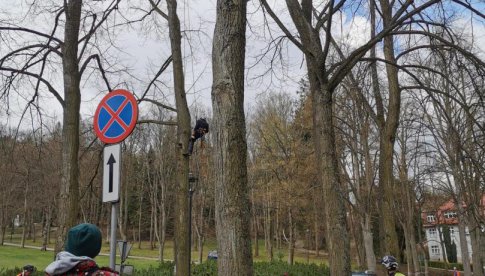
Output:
[103, 144, 121, 270]
[94, 89, 138, 272]
[110, 202, 118, 269]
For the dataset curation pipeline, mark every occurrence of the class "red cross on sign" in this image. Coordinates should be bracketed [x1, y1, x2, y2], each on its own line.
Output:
[94, 89, 138, 144]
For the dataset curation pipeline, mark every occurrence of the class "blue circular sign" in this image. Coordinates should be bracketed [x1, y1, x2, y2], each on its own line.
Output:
[94, 89, 138, 144]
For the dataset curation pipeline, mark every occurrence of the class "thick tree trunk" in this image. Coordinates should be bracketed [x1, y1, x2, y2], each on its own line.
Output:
[456, 200, 472, 275]
[279, 1, 351, 272]
[165, 1, 191, 275]
[469, 220, 484, 276]
[312, 81, 351, 275]
[211, 0, 253, 274]
[55, 0, 82, 255]
[368, 0, 402, 258]
[362, 215, 376, 272]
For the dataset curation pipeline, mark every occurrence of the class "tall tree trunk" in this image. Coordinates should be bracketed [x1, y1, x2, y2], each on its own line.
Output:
[361, 115, 376, 272]
[118, 170, 128, 241]
[211, 0, 253, 274]
[149, 195, 154, 250]
[398, 144, 420, 275]
[138, 181, 144, 249]
[41, 206, 51, 251]
[165, 1, 191, 275]
[468, 217, 484, 276]
[195, 189, 205, 264]
[362, 215, 376, 271]
[350, 133, 365, 269]
[313, 190, 321, 257]
[21, 180, 29, 248]
[279, 0, 351, 272]
[252, 190, 259, 257]
[159, 176, 167, 261]
[287, 209, 295, 265]
[448, 125, 472, 275]
[264, 196, 273, 261]
[312, 83, 351, 275]
[456, 198, 472, 275]
[374, 0, 401, 257]
[276, 202, 281, 250]
[55, 0, 82, 255]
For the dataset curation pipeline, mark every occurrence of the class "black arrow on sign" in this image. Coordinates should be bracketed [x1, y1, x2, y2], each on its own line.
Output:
[107, 154, 116, 193]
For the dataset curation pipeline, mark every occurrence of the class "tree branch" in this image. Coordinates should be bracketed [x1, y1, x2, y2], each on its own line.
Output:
[137, 119, 177, 126]
[79, 54, 112, 91]
[0, 67, 65, 107]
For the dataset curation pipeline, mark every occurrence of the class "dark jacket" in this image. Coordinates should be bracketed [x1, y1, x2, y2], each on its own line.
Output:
[192, 118, 209, 140]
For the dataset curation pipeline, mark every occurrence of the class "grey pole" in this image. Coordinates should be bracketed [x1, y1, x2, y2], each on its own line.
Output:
[188, 173, 198, 274]
[110, 202, 118, 269]
[188, 186, 193, 274]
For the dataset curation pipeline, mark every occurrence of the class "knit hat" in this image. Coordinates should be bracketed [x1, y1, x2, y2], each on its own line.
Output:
[65, 223, 102, 258]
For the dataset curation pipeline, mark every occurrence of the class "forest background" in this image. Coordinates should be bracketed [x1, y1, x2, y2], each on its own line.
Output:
[0, 0, 484, 275]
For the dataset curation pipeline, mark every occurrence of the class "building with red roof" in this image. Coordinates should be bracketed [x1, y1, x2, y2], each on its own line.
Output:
[421, 194, 485, 263]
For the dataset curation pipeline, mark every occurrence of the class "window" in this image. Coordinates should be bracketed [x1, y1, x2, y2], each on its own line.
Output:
[431, 245, 440, 255]
[444, 211, 457, 219]
[427, 215, 436, 222]
[429, 228, 437, 237]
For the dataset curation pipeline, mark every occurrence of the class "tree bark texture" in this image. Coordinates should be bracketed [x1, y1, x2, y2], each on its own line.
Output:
[211, 0, 253, 274]
[165, 0, 192, 275]
[312, 84, 352, 275]
[376, 0, 401, 257]
[56, 0, 82, 254]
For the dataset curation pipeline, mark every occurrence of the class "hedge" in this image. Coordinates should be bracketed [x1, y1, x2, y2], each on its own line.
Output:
[428, 260, 463, 271]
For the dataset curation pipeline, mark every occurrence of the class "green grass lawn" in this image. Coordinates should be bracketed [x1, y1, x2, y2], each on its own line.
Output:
[0, 245, 162, 271]
[0, 240, 327, 272]
[1, 227, 328, 271]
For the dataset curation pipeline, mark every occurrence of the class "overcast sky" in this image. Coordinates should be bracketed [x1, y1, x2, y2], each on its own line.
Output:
[0, 0, 483, 131]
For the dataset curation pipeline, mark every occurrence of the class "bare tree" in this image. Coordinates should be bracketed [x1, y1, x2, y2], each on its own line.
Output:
[162, 1, 192, 274]
[211, 0, 253, 274]
[0, 0, 122, 254]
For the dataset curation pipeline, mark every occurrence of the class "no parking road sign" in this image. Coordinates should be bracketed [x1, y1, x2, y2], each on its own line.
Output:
[94, 89, 138, 144]
[94, 89, 138, 269]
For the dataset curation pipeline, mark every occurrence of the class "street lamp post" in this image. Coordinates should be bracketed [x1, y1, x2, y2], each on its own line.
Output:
[188, 173, 198, 274]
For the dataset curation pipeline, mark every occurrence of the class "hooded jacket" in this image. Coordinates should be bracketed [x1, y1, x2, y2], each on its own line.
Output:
[45, 251, 118, 276]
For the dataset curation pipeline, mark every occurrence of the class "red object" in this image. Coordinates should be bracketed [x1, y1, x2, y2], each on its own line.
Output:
[94, 89, 138, 144]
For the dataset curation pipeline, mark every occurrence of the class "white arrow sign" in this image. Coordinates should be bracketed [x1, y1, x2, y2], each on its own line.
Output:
[103, 144, 121, 203]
